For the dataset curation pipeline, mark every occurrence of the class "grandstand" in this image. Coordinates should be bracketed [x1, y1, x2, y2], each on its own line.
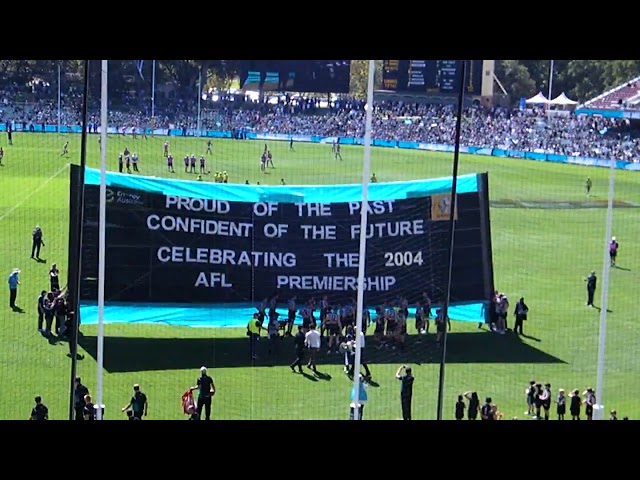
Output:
[579, 76, 640, 110]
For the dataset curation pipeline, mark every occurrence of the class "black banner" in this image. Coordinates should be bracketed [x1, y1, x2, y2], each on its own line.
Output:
[239, 60, 351, 94]
[75, 169, 493, 306]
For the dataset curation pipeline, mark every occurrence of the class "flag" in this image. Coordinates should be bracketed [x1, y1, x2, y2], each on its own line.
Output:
[136, 60, 145, 80]
[182, 390, 195, 415]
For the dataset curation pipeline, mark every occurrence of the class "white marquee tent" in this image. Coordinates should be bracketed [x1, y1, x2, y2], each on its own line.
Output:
[549, 92, 578, 106]
[525, 92, 551, 104]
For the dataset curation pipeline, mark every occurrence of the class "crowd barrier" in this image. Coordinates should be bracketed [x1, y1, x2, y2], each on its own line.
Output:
[2, 123, 639, 172]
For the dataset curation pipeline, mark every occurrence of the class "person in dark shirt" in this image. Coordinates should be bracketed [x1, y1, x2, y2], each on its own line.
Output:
[481, 397, 495, 420]
[83, 394, 95, 420]
[569, 389, 581, 420]
[49, 263, 60, 292]
[464, 391, 480, 420]
[513, 297, 529, 335]
[585, 270, 597, 307]
[31, 226, 44, 259]
[53, 296, 66, 336]
[74, 377, 89, 420]
[396, 365, 414, 420]
[121, 384, 148, 420]
[37, 290, 47, 332]
[190, 366, 215, 420]
[455, 394, 465, 420]
[43, 292, 55, 334]
[30, 396, 48, 420]
[289, 325, 306, 373]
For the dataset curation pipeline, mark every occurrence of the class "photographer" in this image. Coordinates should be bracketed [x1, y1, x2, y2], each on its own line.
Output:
[396, 365, 414, 420]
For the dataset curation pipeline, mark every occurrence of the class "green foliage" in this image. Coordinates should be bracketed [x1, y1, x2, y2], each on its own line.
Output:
[497, 59, 640, 103]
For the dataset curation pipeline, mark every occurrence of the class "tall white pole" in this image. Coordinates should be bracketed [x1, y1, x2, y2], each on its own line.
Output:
[197, 67, 202, 135]
[594, 156, 616, 419]
[351, 59, 376, 419]
[57, 64, 61, 133]
[151, 60, 156, 119]
[96, 59, 108, 420]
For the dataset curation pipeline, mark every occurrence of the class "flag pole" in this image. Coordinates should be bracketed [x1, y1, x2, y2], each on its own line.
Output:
[435, 60, 466, 420]
[96, 59, 108, 420]
[68, 59, 90, 421]
[151, 60, 156, 119]
[197, 66, 202, 136]
[57, 63, 61, 134]
[351, 59, 376, 420]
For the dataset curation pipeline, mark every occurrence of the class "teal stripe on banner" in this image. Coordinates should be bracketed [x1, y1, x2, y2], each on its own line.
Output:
[83, 168, 479, 203]
[79, 301, 487, 328]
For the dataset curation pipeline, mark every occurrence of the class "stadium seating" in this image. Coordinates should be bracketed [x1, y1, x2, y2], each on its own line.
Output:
[580, 76, 640, 110]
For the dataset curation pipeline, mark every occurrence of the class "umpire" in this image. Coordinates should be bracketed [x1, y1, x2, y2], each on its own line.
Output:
[395, 365, 414, 420]
[31, 226, 44, 259]
[289, 325, 306, 373]
[585, 270, 597, 307]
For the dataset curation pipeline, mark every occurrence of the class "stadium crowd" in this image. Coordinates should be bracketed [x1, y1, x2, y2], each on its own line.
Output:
[1, 89, 640, 162]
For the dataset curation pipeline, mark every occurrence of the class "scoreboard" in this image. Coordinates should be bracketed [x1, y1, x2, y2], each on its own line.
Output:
[381, 60, 483, 95]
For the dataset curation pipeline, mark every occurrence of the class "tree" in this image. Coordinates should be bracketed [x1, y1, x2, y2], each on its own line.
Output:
[560, 60, 607, 102]
[349, 60, 384, 98]
[495, 60, 536, 100]
[349, 60, 368, 98]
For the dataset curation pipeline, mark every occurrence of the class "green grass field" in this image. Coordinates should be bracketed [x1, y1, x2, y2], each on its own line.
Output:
[1, 132, 639, 420]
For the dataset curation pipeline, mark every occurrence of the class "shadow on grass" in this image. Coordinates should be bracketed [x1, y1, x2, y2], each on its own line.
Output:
[79, 332, 565, 373]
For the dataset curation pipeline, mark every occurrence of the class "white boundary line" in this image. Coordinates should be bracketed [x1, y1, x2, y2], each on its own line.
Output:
[0, 162, 70, 222]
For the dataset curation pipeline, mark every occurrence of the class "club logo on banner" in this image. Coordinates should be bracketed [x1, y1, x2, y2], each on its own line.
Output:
[431, 194, 457, 221]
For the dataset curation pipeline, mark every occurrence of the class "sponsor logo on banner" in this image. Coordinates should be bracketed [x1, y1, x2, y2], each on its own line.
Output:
[106, 188, 144, 206]
[431, 194, 458, 221]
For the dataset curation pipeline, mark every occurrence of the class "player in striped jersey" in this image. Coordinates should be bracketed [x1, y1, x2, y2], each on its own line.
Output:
[415, 301, 425, 341]
[362, 307, 371, 334]
[342, 301, 355, 332]
[286, 296, 297, 336]
[396, 308, 407, 351]
[299, 302, 313, 332]
[257, 298, 267, 327]
[318, 295, 329, 338]
[324, 308, 342, 354]
[385, 305, 398, 350]
[373, 307, 386, 348]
